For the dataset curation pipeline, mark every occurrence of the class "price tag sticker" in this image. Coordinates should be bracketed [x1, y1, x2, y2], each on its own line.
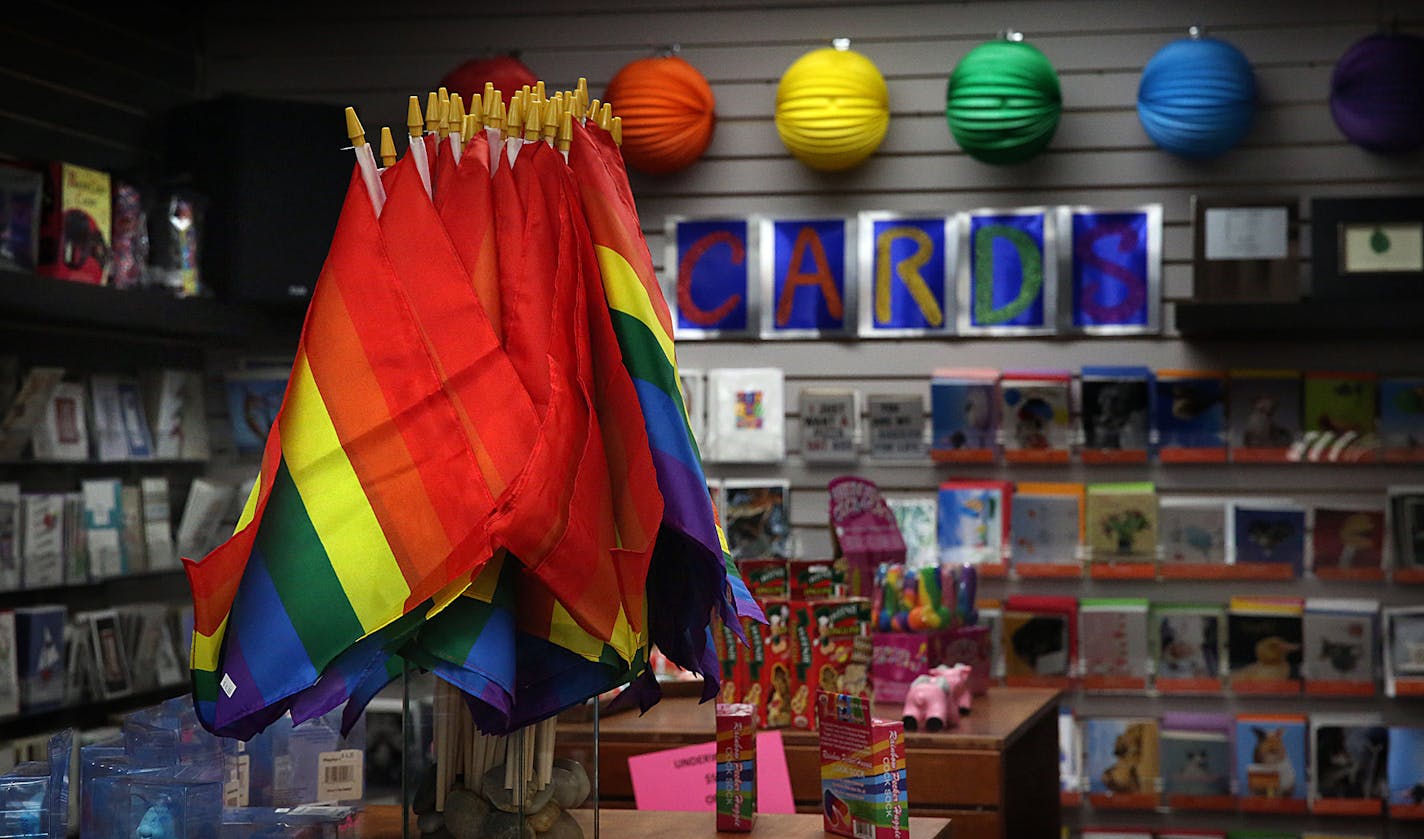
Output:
[317, 749, 364, 802]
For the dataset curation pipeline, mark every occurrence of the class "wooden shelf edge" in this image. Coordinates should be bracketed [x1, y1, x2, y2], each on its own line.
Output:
[1175, 299, 1424, 337]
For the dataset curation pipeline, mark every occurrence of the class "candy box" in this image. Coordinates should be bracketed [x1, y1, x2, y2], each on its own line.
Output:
[737, 559, 789, 600]
[870, 630, 956, 703]
[37, 162, 110, 284]
[818, 691, 908, 839]
[789, 558, 843, 600]
[715, 703, 757, 831]
[759, 600, 795, 728]
[791, 598, 872, 730]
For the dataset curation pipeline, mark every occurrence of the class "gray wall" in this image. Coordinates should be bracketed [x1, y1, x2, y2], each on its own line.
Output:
[203, 3, 1424, 831]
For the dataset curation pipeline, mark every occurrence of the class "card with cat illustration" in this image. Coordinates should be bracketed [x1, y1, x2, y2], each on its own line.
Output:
[1310, 714, 1388, 815]
[1388, 486, 1424, 583]
[1152, 603, 1225, 693]
[1002, 611, 1070, 683]
[999, 370, 1073, 464]
[1229, 501, 1306, 578]
[1161, 712, 1234, 810]
[1160, 497, 1228, 571]
[1079, 599, 1149, 691]
[1228, 370, 1302, 463]
[930, 369, 999, 463]
[1010, 482, 1084, 576]
[1385, 607, 1424, 698]
[1312, 506, 1387, 581]
[1235, 713, 1307, 812]
[1386, 725, 1424, 818]
[1228, 598, 1304, 694]
[1303, 599, 1378, 697]
[1084, 717, 1160, 809]
[1155, 370, 1227, 462]
[1080, 366, 1153, 464]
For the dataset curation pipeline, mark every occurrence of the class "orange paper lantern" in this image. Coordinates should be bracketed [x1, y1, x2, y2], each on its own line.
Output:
[604, 55, 716, 175]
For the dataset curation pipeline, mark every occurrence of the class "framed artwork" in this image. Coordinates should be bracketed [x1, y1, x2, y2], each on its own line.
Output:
[665, 217, 756, 339]
[1311, 196, 1424, 299]
[959, 207, 1058, 335]
[759, 217, 855, 339]
[856, 212, 956, 338]
[1191, 197, 1300, 302]
[1056, 204, 1162, 335]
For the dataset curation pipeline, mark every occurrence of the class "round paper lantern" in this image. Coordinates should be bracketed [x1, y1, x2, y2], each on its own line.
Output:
[1330, 32, 1424, 154]
[1137, 36, 1256, 159]
[440, 54, 538, 103]
[603, 55, 716, 175]
[945, 39, 1062, 165]
[775, 46, 889, 172]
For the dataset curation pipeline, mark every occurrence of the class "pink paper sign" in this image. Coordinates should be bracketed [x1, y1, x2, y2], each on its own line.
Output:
[627, 730, 795, 814]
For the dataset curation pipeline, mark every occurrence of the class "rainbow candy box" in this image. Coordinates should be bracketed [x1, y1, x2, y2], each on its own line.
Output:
[716, 703, 757, 831]
[817, 691, 909, 839]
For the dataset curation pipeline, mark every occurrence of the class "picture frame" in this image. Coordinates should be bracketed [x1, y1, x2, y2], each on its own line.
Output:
[1191, 196, 1300, 302]
[1056, 204, 1162, 335]
[664, 216, 758, 340]
[759, 216, 856, 339]
[1311, 196, 1424, 299]
[856, 212, 957, 338]
[958, 207, 1059, 336]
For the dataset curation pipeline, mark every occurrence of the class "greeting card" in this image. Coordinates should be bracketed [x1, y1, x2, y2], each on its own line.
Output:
[800, 388, 858, 464]
[1230, 501, 1306, 577]
[1312, 506, 1386, 580]
[937, 480, 1011, 569]
[1380, 377, 1424, 461]
[1152, 603, 1225, 692]
[1384, 607, 1424, 697]
[1080, 367, 1153, 463]
[1085, 483, 1158, 566]
[865, 394, 926, 460]
[1386, 726, 1424, 818]
[1235, 714, 1307, 811]
[1301, 371, 1378, 463]
[706, 368, 785, 463]
[1084, 717, 1160, 808]
[1160, 498, 1228, 567]
[1009, 482, 1083, 574]
[929, 369, 998, 462]
[886, 497, 937, 570]
[1303, 599, 1379, 697]
[999, 371, 1073, 463]
[1079, 599, 1149, 691]
[1228, 597, 1304, 694]
[1310, 715, 1388, 815]
[1155, 370, 1227, 462]
[1161, 712, 1234, 809]
[1389, 485, 1424, 582]
[722, 480, 792, 560]
[1228, 370, 1301, 463]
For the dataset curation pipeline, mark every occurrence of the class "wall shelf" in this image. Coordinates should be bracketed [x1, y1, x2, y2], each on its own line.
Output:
[1175, 298, 1424, 337]
[0, 269, 280, 343]
[0, 686, 188, 742]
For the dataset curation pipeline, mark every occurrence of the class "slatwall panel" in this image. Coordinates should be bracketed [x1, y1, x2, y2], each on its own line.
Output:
[201, 3, 1424, 831]
[0, 2, 200, 172]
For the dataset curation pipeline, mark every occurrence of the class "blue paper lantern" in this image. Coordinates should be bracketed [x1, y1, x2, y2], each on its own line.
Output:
[1137, 35, 1256, 159]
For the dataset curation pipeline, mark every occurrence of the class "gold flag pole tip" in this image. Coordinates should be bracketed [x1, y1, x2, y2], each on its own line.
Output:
[407, 96, 424, 138]
[379, 126, 396, 167]
[344, 107, 366, 147]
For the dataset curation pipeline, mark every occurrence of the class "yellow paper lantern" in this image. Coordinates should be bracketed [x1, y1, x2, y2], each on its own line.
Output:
[775, 45, 889, 172]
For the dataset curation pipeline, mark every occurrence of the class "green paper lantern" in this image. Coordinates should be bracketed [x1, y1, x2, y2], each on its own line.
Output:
[945, 39, 1062, 165]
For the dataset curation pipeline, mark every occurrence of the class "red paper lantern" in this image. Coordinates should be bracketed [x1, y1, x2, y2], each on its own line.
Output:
[440, 55, 538, 103]
[603, 56, 716, 175]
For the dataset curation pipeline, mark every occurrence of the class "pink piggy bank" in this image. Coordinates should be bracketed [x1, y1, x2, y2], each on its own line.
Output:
[900, 663, 973, 732]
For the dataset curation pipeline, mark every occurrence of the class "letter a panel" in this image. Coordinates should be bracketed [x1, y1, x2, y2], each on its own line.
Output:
[758, 217, 857, 340]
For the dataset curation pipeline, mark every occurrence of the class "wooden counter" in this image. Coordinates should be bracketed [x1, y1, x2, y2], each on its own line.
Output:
[359, 806, 952, 838]
[554, 687, 1061, 839]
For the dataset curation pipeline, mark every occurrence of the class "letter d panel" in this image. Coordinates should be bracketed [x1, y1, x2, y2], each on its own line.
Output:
[759, 217, 856, 340]
[959, 208, 1059, 337]
[856, 212, 957, 339]
[665, 217, 758, 340]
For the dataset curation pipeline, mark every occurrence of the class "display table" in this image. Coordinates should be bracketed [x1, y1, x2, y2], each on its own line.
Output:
[554, 687, 1061, 839]
[357, 806, 952, 837]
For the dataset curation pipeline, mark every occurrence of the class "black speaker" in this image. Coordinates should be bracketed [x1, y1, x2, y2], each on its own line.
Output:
[166, 95, 351, 308]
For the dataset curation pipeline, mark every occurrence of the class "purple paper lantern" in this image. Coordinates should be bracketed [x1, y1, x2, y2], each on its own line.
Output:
[1330, 32, 1424, 154]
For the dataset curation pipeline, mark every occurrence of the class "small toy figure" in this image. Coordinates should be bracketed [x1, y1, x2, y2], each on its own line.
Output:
[900, 663, 973, 732]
